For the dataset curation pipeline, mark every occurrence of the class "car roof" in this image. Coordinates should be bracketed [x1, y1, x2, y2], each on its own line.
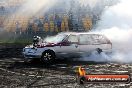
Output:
[58, 32, 103, 36]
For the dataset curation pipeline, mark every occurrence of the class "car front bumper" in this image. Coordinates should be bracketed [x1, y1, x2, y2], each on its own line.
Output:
[23, 48, 41, 59]
[23, 54, 41, 59]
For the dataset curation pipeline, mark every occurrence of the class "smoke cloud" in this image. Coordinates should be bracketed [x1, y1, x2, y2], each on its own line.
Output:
[78, 0, 99, 7]
[16, 0, 57, 16]
[92, 0, 132, 63]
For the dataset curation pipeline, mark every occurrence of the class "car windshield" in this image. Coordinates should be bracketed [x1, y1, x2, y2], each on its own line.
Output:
[44, 34, 67, 43]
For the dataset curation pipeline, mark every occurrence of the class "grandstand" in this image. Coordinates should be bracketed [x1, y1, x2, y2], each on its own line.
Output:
[0, 0, 93, 35]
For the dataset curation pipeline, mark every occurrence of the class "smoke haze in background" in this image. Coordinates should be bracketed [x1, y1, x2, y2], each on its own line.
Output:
[16, 0, 58, 16]
[78, 0, 99, 7]
[13, 0, 109, 17]
[91, 0, 132, 63]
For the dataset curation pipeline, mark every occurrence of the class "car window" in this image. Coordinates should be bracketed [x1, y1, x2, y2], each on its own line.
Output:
[92, 35, 108, 44]
[79, 34, 108, 45]
[44, 34, 67, 43]
[99, 35, 108, 44]
[79, 34, 93, 44]
[68, 35, 78, 43]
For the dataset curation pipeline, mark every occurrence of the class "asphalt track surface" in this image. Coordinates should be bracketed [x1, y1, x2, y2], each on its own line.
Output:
[0, 46, 132, 88]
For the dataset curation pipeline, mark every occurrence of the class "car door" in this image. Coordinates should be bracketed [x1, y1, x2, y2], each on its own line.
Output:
[55, 34, 79, 58]
[78, 34, 97, 56]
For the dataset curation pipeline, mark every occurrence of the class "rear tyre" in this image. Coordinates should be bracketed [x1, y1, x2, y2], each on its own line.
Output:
[96, 48, 103, 54]
[41, 50, 55, 63]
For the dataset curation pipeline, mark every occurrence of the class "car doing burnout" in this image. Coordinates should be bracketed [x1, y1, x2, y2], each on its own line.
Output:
[23, 32, 112, 63]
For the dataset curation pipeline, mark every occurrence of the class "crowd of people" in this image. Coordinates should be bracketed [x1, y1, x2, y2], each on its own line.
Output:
[1, 13, 93, 35]
[0, 0, 118, 36]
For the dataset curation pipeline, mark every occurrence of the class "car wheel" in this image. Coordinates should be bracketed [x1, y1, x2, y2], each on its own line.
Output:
[41, 50, 55, 63]
[96, 48, 103, 54]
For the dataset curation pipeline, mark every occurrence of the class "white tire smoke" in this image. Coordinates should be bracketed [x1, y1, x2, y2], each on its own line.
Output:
[92, 0, 132, 63]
